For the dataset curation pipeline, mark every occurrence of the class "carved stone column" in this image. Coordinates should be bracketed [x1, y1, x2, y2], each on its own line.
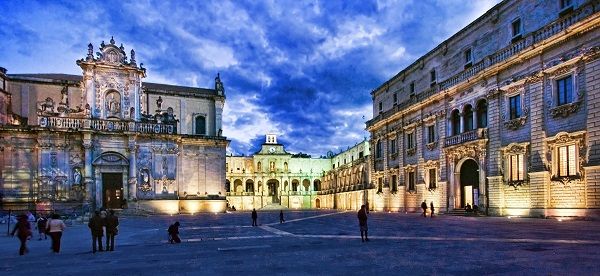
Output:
[127, 138, 137, 200]
[459, 112, 465, 133]
[82, 134, 94, 206]
[448, 158, 456, 210]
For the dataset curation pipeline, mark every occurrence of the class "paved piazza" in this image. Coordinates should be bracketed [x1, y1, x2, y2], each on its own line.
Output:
[1, 211, 600, 275]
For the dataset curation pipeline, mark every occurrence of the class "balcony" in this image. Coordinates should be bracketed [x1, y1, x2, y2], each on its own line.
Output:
[38, 116, 176, 135]
[444, 128, 487, 147]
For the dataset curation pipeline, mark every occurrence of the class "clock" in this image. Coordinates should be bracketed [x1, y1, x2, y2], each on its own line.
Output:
[268, 147, 276, 153]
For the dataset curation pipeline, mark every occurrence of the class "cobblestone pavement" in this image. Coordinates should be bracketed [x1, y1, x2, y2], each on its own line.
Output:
[1, 211, 599, 275]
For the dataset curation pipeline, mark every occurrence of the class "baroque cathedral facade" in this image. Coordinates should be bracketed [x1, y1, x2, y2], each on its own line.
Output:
[368, 0, 600, 217]
[0, 38, 228, 213]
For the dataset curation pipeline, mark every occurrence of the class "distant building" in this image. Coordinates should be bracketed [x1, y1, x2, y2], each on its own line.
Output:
[367, 0, 600, 217]
[0, 38, 228, 213]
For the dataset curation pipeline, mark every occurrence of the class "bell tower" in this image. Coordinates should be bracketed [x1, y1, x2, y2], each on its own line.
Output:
[76, 37, 146, 121]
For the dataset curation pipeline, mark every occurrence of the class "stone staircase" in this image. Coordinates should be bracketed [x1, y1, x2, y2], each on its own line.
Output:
[445, 208, 485, 217]
[260, 204, 289, 211]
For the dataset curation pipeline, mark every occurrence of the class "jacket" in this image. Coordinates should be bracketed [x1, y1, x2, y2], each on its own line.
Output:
[357, 209, 368, 226]
[46, 219, 66, 233]
[88, 215, 104, 236]
[105, 215, 119, 233]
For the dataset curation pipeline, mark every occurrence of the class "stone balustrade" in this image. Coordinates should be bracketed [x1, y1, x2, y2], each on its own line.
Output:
[39, 116, 176, 134]
[444, 128, 487, 147]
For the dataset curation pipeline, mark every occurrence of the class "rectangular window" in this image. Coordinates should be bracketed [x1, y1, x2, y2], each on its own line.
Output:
[427, 125, 435, 144]
[509, 95, 521, 119]
[430, 70, 436, 86]
[464, 48, 473, 68]
[359, 151, 364, 159]
[408, 171, 415, 191]
[407, 132, 414, 149]
[410, 82, 415, 96]
[378, 102, 383, 113]
[558, 144, 577, 177]
[378, 177, 383, 192]
[428, 168, 436, 189]
[391, 175, 397, 191]
[393, 93, 397, 105]
[509, 154, 524, 181]
[557, 75, 573, 106]
[512, 18, 522, 37]
[390, 139, 396, 154]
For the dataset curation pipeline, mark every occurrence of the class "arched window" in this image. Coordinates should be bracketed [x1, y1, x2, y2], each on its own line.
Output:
[476, 100, 488, 128]
[195, 115, 206, 135]
[376, 140, 383, 158]
[313, 179, 321, 191]
[451, 110, 461, 136]
[284, 162, 288, 172]
[463, 105, 473, 132]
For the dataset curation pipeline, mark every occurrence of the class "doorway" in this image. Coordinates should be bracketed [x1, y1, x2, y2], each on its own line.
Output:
[459, 159, 479, 208]
[103, 173, 123, 209]
[267, 179, 279, 204]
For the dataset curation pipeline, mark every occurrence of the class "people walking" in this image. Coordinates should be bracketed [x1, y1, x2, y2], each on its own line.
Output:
[105, 210, 119, 251]
[421, 201, 428, 217]
[279, 210, 285, 224]
[168, 221, 181, 244]
[357, 204, 369, 242]
[46, 213, 66, 253]
[430, 201, 435, 218]
[251, 208, 258, 226]
[11, 214, 32, 255]
[36, 215, 48, 240]
[88, 211, 105, 253]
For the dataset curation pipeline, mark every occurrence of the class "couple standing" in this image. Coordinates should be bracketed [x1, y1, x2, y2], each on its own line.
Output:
[88, 210, 119, 253]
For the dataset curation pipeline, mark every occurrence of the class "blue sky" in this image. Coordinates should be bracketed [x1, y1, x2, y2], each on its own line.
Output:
[0, 0, 500, 157]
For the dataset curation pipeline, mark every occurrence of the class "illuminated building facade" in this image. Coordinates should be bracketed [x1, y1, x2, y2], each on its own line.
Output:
[0, 38, 229, 213]
[367, 0, 600, 217]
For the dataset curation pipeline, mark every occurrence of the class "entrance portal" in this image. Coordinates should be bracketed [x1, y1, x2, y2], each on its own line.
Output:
[459, 159, 479, 208]
[103, 173, 123, 209]
[267, 179, 279, 204]
[315, 198, 321, 208]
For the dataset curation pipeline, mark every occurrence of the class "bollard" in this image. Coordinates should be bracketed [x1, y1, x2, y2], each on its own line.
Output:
[7, 209, 11, 236]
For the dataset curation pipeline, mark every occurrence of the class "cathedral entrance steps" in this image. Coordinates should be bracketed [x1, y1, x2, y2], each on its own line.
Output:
[260, 204, 289, 211]
[445, 208, 485, 217]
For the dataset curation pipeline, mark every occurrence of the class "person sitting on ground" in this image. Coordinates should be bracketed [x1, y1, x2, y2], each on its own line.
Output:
[473, 204, 479, 215]
[465, 203, 472, 212]
[168, 221, 181, 244]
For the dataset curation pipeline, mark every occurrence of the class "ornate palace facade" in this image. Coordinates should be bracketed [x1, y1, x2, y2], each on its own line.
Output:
[367, 0, 600, 217]
[226, 135, 373, 210]
[0, 38, 229, 213]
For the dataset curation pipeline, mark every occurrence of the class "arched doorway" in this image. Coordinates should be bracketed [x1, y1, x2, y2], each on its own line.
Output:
[315, 198, 321, 208]
[245, 179, 254, 194]
[233, 179, 243, 193]
[92, 151, 129, 209]
[267, 179, 279, 203]
[459, 159, 479, 208]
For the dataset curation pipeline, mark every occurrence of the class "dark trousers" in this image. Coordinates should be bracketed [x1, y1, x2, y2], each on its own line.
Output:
[431, 209, 435, 217]
[170, 234, 181, 243]
[422, 209, 427, 217]
[106, 233, 115, 251]
[49, 232, 62, 253]
[18, 236, 27, 255]
[252, 218, 257, 226]
[92, 235, 103, 252]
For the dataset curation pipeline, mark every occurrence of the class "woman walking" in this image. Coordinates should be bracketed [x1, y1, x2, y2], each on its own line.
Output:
[46, 214, 66, 253]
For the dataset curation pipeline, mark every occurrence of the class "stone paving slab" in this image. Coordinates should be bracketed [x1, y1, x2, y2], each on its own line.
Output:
[1, 211, 599, 275]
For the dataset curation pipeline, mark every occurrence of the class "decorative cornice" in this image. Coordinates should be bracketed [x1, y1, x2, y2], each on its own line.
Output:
[549, 101, 581, 118]
[503, 116, 527, 130]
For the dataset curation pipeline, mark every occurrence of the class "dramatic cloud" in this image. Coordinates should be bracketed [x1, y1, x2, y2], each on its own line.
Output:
[0, 0, 500, 156]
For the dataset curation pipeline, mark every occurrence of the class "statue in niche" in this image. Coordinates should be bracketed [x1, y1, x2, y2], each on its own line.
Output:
[107, 51, 118, 63]
[156, 96, 163, 112]
[73, 167, 82, 185]
[141, 169, 150, 184]
[106, 92, 121, 117]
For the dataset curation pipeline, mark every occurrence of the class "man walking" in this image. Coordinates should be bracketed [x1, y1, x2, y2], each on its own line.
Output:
[430, 201, 435, 218]
[279, 210, 285, 224]
[105, 210, 119, 251]
[11, 214, 32, 255]
[421, 200, 428, 217]
[251, 208, 258, 226]
[357, 205, 369, 242]
[88, 211, 104, 253]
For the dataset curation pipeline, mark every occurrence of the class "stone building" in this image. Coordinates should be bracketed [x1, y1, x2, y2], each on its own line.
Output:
[226, 134, 331, 210]
[0, 38, 229, 214]
[367, 0, 600, 217]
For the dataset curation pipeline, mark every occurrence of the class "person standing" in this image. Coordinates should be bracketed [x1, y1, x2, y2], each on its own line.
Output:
[430, 201, 435, 218]
[421, 201, 428, 217]
[357, 205, 369, 242]
[168, 221, 181, 244]
[88, 211, 104, 253]
[105, 210, 119, 251]
[279, 210, 285, 224]
[251, 208, 258, 226]
[36, 215, 48, 240]
[46, 213, 66, 253]
[11, 214, 32, 255]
